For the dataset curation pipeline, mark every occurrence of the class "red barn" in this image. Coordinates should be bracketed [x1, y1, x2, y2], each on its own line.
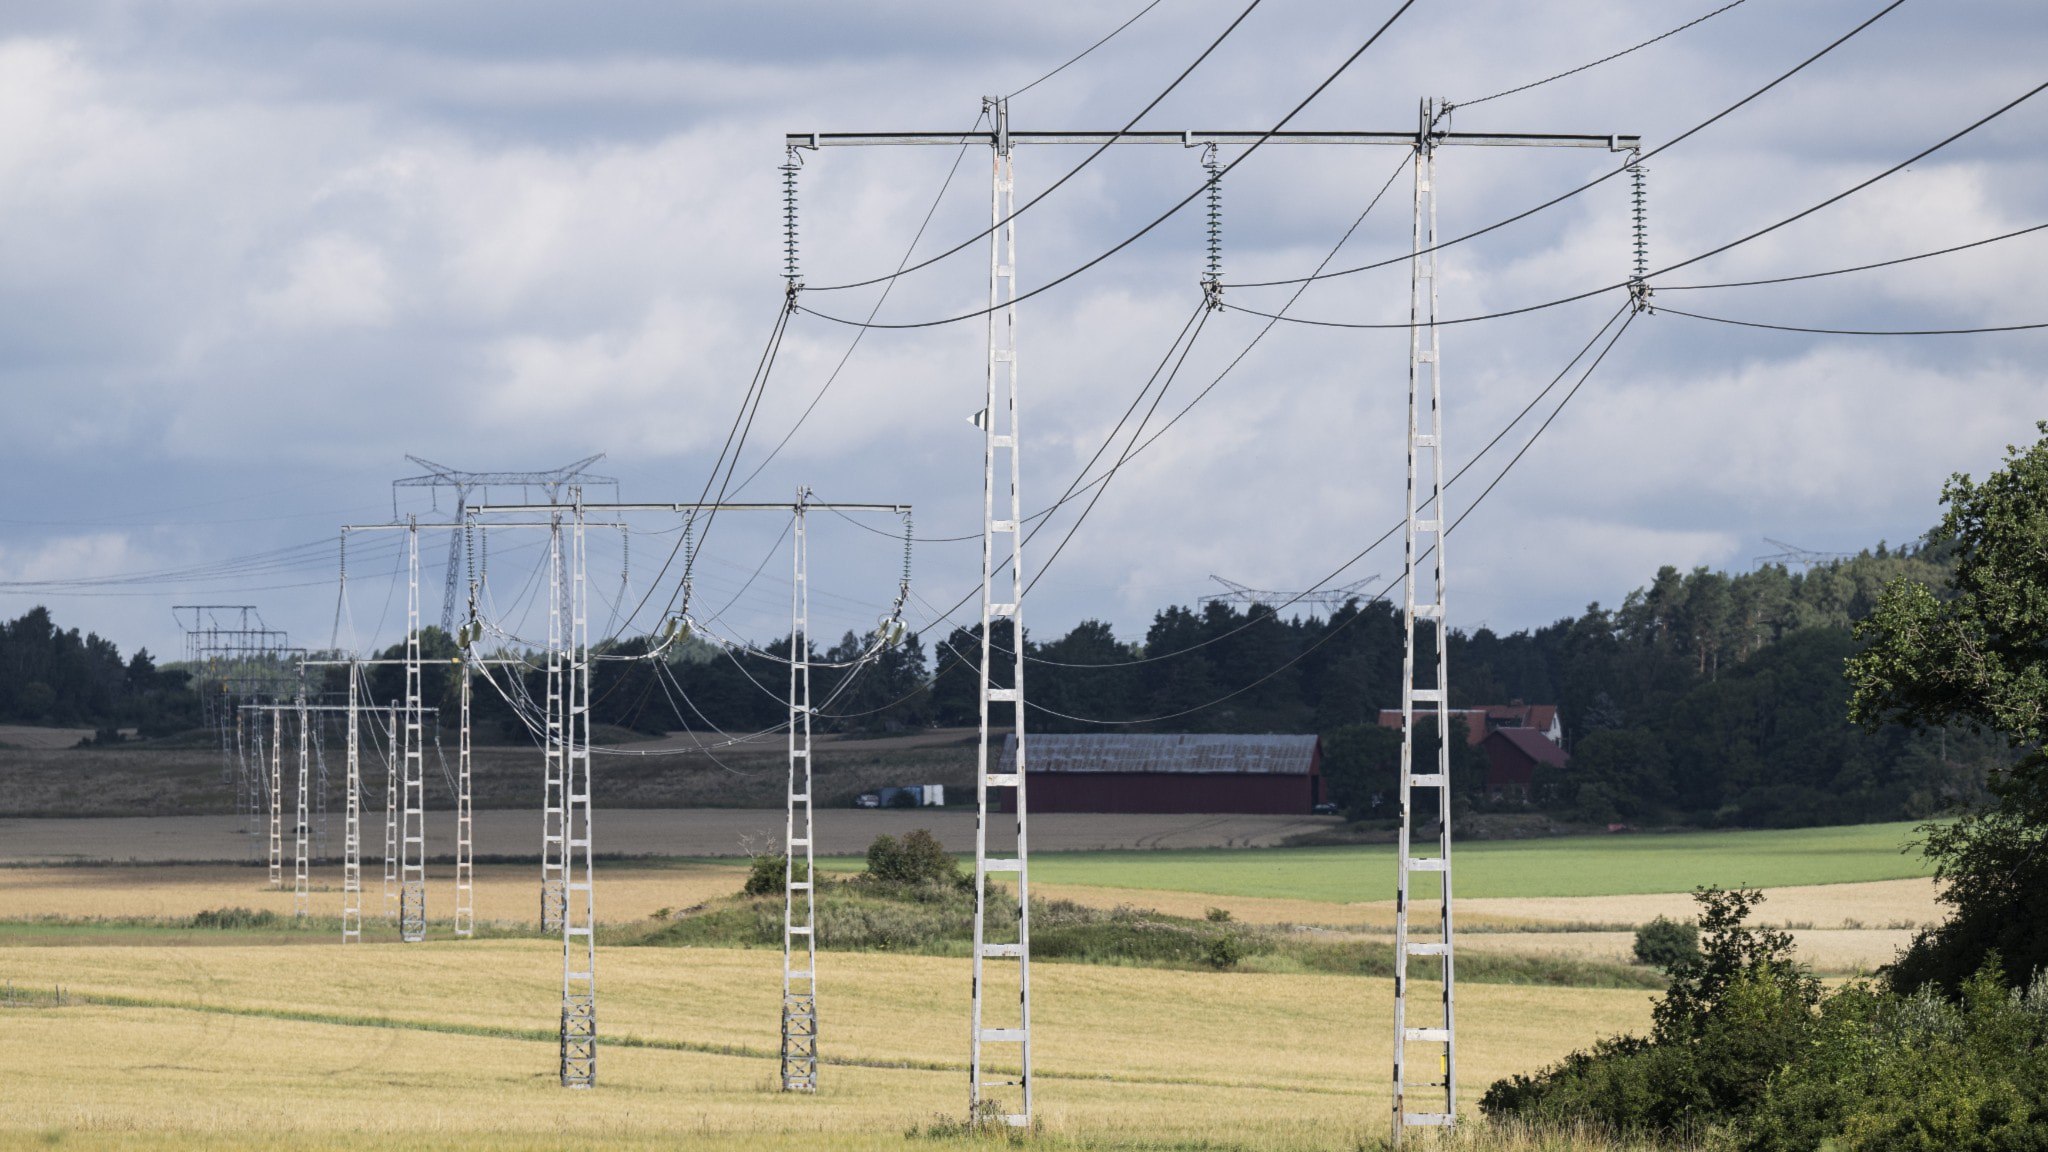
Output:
[997, 734, 1322, 814]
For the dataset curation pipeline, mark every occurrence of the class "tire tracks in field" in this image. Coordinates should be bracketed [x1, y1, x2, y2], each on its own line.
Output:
[70, 991, 1366, 1099]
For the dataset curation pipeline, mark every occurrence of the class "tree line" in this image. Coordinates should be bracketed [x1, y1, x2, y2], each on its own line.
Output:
[4, 524, 2010, 833]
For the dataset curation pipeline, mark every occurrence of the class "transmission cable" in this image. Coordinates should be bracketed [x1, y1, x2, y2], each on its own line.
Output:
[805, 0, 1264, 294]
[1449, 0, 1749, 111]
[733, 110, 988, 496]
[1008, 1, 1168, 100]
[613, 298, 791, 640]
[824, 299, 1628, 715]
[1223, 0, 1906, 289]
[1020, 307, 1638, 726]
[1653, 77, 2048, 281]
[796, 0, 1422, 324]
[1230, 79, 2048, 332]
[1657, 306, 2048, 336]
[1659, 222, 2048, 290]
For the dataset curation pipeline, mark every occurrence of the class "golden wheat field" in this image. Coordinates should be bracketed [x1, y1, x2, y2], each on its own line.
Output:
[0, 937, 1655, 1150]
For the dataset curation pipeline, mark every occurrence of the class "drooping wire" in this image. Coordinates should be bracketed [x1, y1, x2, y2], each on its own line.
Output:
[802, 0, 1267, 295]
[1007, 0, 1166, 100]
[1450, 0, 1750, 111]
[1659, 222, 2048, 291]
[1017, 309, 1641, 727]
[732, 109, 989, 497]
[1222, 0, 1906, 291]
[1655, 306, 2048, 336]
[795, 0, 1420, 320]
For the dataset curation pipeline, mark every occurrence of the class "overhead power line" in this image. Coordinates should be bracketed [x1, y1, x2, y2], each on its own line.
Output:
[805, 0, 1266, 293]
[1658, 306, 2048, 336]
[1007, 1, 1168, 100]
[734, 110, 989, 496]
[1226, 80, 2048, 332]
[1223, 0, 1905, 290]
[1659, 222, 2048, 291]
[1450, 0, 1750, 110]
[794, 0, 1422, 326]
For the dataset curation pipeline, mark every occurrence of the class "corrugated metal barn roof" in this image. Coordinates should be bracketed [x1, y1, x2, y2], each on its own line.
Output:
[999, 733, 1319, 775]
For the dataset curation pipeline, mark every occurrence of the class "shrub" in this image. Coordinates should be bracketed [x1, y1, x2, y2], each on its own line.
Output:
[742, 853, 784, 897]
[1633, 916, 1701, 970]
[863, 829, 961, 888]
[190, 907, 278, 930]
[1482, 888, 1822, 1135]
[1205, 906, 1233, 923]
[1204, 932, 1246, 970]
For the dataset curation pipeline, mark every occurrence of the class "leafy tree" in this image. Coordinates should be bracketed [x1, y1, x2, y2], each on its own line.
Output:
[1851, 423, 2048, 994]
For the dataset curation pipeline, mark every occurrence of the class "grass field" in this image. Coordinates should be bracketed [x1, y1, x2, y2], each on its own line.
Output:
[946, 822, 1937, 901]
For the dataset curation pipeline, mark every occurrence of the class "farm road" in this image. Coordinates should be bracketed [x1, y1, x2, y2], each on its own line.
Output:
[0, 809, 1334, 864]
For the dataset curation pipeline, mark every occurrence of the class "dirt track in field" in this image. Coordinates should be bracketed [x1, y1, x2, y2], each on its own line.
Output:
[0, 809, 1338, 864]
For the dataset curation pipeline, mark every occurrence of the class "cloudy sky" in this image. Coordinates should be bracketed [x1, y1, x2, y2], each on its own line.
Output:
[1, 0, 2043, 664]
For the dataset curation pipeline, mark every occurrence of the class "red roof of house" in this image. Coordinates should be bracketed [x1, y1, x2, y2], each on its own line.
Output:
[1376, 704, 1560, 746]
[1484, 726, 1570, 769]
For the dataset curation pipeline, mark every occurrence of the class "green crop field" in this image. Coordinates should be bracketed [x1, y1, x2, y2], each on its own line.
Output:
[822, 821, 1936, 901]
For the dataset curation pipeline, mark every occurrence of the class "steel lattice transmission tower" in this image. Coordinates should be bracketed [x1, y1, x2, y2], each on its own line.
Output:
[559, 496, 598, 1088]
[393, 455, 616, 634]
[968, 94, 1034, 1128]
[542, 513, 568, 933]
[781, 489, 820, 1092]
[1208, 574, 1382, 615]
[1392, 98, 1457, 1137]
[399, 519, 427, 943]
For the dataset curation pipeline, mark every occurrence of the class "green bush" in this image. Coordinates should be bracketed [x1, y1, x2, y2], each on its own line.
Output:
[862, 829, 961, 888]
[1482, 888, 1821, 1134]
[1633, 916, 1701, 970]
[1736, 965, 2048, 1151]
[743, 853, 798, 897]
[1204, 931, 1246, 970]
[190, 907, 279, 930]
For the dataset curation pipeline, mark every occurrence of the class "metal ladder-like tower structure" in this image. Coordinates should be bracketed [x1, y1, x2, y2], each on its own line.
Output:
[344, 661, 362, 943]
[781, 489, 819, 1092]
[456, 655, 475, 938]
[1392, 96, 1455, 1138]
[971, 93, 1033, 1129]
[268, 710, 283, 887]
[294, 687, 310, 918]
[560, 497, 598, 1088]
[399, 520, 427, 943]
[541, 513, 568, 933]
[383, 702, 398, 921]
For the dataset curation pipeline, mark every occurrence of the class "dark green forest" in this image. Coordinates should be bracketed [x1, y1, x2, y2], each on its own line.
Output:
[2, 537, 2008, 828]
[0, 606, 196, 736]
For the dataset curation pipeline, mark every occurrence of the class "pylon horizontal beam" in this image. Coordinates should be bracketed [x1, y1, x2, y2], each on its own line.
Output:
[787, 129, 1638, 150]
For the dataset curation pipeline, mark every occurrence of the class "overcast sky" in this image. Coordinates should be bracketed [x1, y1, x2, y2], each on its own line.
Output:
[1, 0, 2044, 663]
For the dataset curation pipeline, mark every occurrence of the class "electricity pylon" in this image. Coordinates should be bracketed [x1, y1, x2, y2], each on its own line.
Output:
[787, 101, 1636, 1140]
[782, 489, 819, 1092]
[1208, 574, 1382, 615]
[468, 493, 911, 1092]
[393, 455, 617, 634]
